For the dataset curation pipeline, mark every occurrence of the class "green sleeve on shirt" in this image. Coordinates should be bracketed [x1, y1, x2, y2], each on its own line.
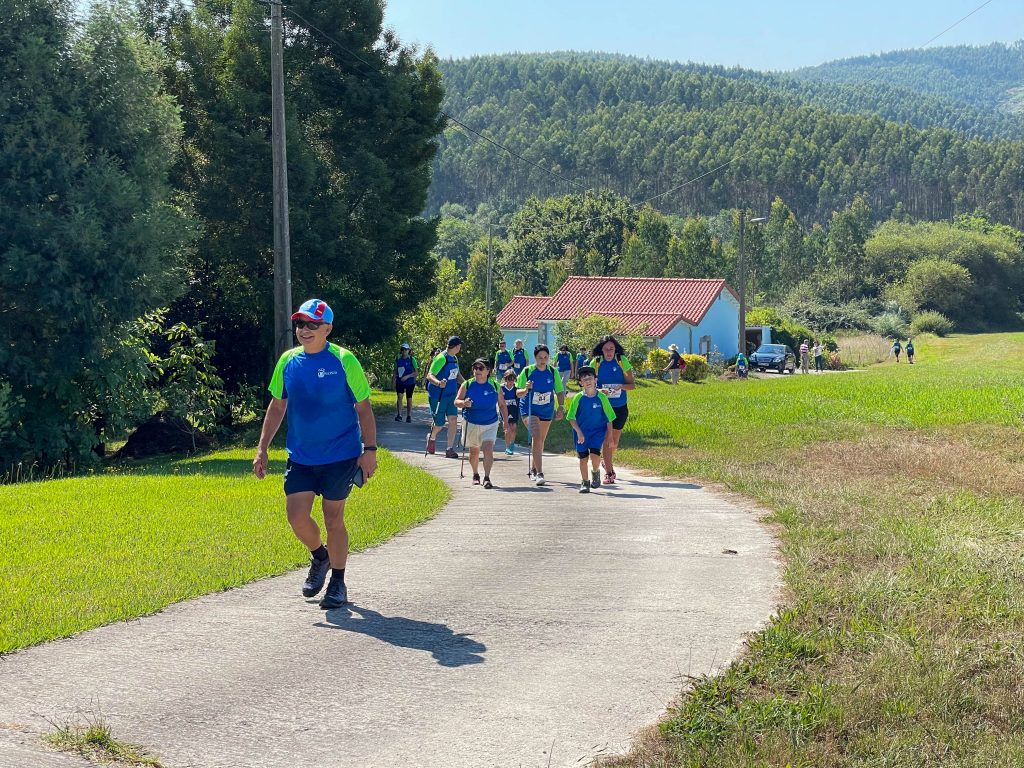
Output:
[516, 366, 534, 389]
[566, 392, 582, 420]
[268, 347, 301, 399]
[412, 357, 419, 371]
[598, 391, 616, 421]
[329, 344, 371, 403]
[621, 357, 633, 372]
[553, 367, 565, 393]
[429, 353, 446, 377]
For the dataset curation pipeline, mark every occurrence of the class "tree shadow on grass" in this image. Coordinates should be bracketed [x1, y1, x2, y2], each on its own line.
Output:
[315, 605, 487, 668]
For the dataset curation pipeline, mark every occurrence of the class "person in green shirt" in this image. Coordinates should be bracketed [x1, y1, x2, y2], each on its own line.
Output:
[567, 366, 616, 493]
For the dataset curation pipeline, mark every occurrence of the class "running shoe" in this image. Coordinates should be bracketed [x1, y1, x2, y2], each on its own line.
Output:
[472, 473, 481, 486]
[505, 446, 514, 455]
[406, 415, 411, 423]
[426, 437, 436, 454]
[579, 480, 590, 494]
[535, 473, 545, 487]
[483, 477, 494, 489]
[603, 472, 614, 485]
[445, 448, 459, 459]
[302, 554, 331, 597]
[319, 578, 348, 610]
[394, 413, 402, 421]
[591, 469, 601, 487]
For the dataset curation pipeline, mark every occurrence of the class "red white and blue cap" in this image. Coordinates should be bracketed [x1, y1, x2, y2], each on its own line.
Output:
[291, 299, 333, 324]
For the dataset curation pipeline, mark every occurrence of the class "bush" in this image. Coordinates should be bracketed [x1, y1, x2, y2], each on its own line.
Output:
[647, 348, 670, 378]
[680, 354, 709, 382]
[910, 311, 954, 337]
[872, 312, 909, 339]
[746, 307, 815, 354]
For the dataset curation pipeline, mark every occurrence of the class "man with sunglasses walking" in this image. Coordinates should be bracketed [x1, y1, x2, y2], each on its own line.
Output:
[252, 299, 377, 610]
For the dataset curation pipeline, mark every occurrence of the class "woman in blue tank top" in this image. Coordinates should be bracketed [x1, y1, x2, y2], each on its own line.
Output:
[515, 345, 566, 487]
[454, 359, 509, 489]
[589, 335, 635, 485]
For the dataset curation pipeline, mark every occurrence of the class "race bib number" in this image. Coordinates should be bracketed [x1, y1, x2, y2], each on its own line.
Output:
[447, 368, 459, 381]
[498, 363, 510, 371]
[533, 391, 552, 406]
[602, 385, 623, 401]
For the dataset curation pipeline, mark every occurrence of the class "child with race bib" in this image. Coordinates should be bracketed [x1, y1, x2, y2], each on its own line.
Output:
[512, 339, 529, 376]
[500, 369, 520, 455]
[567, 366, 616, 493]
[516, 344, 566, 486]
[590, 335, 635, 485]
[455, 359, 509, 489]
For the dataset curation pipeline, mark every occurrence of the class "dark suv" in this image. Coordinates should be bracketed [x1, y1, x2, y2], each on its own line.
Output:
[749, 344, 796, 374]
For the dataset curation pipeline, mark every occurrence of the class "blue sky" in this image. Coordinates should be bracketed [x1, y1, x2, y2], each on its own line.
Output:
[382, 0, 1022, 71]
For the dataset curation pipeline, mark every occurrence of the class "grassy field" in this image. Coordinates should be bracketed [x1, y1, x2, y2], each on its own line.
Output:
[0, 447, 449, 654]
[567, 333, 1024, 767]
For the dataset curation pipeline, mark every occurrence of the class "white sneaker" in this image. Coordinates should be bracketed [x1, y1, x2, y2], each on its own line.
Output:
[535, 473, 545, 487]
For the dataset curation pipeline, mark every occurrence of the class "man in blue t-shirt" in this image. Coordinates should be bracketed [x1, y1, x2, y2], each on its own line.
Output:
[253, 299, 377, 610]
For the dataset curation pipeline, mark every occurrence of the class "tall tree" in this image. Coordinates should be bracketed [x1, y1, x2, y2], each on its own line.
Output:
[150, 0, 446, 389]
[0, 0, 193, 466]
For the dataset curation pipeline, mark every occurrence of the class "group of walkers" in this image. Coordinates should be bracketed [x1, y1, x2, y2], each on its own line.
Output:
[250, 298, 639, 610]
[798, 339, 827, 373]
[406, 334, 635, 494]
[891, 338, 915, 363]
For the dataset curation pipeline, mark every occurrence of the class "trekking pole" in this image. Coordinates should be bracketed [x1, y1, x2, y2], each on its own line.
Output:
[526, 394, 533, 478]
[459, 410, 467, 479]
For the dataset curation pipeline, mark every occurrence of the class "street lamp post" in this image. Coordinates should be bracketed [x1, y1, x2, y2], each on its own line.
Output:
[738, 213, 767, 357]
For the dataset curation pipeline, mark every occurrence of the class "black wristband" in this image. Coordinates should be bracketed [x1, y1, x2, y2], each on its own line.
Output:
[363, 445, 377, 451]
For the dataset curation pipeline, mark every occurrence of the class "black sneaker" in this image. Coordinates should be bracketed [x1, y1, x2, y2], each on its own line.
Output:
[319, 578, 349, 609]
[394, 413, 402, 421]
[302, 554, 331, 597]
[483, 477, 494, 489]
[445, 448, 459, 459]
[406, 415, 411, 423]
[591, 469, 601, 487]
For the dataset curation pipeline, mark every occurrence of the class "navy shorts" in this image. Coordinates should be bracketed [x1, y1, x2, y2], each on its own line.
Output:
[395, 380, 416, 397]
[611, 404, 629, 431]
[506, 404, 520, 424]
[284, 458, 359, 501]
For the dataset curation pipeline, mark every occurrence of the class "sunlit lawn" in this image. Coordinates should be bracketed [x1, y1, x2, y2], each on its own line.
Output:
[584, 332, 1024, 767]
[0, 447, 448, 654]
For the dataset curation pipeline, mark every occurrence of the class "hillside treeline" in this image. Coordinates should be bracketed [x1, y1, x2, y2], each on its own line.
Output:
[791, 41, 1024, 115]
[431, 54, 1024, 228]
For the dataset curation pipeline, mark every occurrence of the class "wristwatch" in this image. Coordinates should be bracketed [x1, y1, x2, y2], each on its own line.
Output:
[363, 445, 378, 451]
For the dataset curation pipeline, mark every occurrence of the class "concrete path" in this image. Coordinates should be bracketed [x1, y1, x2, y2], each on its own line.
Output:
[0, 411, 780, 768]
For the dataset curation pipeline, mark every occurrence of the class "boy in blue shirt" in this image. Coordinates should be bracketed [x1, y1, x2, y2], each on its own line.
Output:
[393, 342, 418, 422]
[566, 366, 615, 493]
[253, 299, 377, 610]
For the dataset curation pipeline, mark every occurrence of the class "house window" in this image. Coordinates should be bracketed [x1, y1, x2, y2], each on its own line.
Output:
[539, 323, 549, 346]
[699, 335, 712, 356]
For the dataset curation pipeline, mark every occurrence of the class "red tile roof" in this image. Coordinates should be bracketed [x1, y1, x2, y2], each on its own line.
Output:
[534, 276, 737, 335]
[495, 295, 552, 329]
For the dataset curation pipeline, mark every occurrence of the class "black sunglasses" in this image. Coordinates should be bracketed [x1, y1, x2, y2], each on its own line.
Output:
[293, 320, 324, 331]
[472, 364, 486, 371]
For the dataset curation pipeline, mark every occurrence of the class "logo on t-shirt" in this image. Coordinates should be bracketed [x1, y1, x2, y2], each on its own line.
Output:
[317, 368, 339, 379]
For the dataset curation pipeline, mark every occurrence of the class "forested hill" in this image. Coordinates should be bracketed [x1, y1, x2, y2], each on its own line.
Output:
[790, 42, 1024, 117]
[430, 53, 1024, 227]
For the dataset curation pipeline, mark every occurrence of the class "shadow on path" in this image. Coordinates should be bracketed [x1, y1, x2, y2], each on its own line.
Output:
[316, 605, 487, 668]
[625, 480, 703, 490]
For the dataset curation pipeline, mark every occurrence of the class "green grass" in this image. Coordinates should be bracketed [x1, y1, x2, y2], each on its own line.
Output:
[0, 447, 448, 654]
[589, 333, 1024, 768]
[46, 716, 162, 766]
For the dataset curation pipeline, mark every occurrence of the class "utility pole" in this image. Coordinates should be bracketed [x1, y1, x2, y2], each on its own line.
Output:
[270, 0, 292, 359]
[738, 209, 745, 358]
[485, 222, 493, 312]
